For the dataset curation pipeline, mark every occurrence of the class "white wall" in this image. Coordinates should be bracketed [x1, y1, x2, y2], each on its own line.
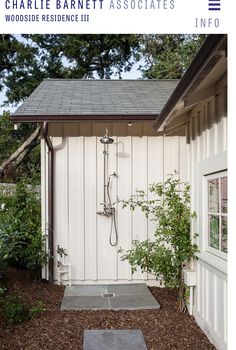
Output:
[41, 135, 187, 284]
[188, 87, 227, 350]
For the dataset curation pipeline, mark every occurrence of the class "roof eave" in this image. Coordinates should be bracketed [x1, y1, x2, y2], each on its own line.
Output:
[153, 34, 227, 131]
[11, 114, 159, 123]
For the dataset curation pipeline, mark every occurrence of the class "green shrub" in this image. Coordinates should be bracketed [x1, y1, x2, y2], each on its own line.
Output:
[0, 178, 48, 276]
[119, 172, 199, 311]
[0, 294, 45, 324]
[1, 294, 31, 324]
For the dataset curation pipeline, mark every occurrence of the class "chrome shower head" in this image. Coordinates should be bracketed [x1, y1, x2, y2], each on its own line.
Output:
[100, 129, 114, 144]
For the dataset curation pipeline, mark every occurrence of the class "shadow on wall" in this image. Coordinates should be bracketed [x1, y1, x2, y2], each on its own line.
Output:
[116, 141, 130, 158]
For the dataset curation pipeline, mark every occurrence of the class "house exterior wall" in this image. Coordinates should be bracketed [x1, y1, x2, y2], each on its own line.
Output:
[187, 81, 227, 350]
[41, 133, 188, 285]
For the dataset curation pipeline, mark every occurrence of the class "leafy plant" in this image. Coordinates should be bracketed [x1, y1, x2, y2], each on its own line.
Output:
[0, 294, 45, 324]
[30, 301, 45, 318]
[1, 294, 30, 324]
[119, 172, 198, 311]
[0, 177, 48, 277]
[57, 245, 67, 268]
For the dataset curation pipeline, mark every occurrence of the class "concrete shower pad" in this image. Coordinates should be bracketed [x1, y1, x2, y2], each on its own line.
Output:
[61, 283, 160, 310]
[83, 330, 148, 350]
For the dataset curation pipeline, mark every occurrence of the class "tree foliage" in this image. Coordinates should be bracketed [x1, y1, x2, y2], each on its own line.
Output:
[140, 34, 206, 79]
[27, 34, 141, 79]
[0, 34, 45, 105]
[119, 172, 199, 311]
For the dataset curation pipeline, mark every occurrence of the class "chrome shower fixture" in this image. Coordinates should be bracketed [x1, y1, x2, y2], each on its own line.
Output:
[100, 129, 114, 144]
[97, 129, 118, 246]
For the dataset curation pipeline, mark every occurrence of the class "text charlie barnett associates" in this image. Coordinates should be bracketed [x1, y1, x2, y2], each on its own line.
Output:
[5, 0, 175, 10]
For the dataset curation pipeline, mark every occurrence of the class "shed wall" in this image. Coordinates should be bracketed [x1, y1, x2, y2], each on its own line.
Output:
[188, 84, 227, 350]
[41, 135, 187, 284]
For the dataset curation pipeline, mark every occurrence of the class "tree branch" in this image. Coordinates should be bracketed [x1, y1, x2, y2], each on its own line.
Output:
[0, 125, 41, 181]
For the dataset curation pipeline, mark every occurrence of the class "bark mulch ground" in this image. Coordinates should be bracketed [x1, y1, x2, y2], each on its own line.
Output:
[0, 268, 216, 350]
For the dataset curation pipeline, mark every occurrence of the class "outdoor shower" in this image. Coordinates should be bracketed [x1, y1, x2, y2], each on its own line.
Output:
[97, 129, 118, 246]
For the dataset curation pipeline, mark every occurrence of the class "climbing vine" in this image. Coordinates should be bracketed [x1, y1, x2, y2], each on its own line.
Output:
[119, 172, 199, 311]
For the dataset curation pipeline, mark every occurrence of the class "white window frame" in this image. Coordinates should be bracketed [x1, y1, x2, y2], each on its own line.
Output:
[205, 171, 227, 260]
[197, 151, 227, 273]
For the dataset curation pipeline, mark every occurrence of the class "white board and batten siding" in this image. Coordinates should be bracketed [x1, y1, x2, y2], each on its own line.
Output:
[188, 86, 227, 350]
[41, 134, 187, 285]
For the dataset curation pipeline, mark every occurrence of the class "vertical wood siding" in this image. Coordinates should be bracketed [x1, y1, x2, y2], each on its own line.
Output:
[189, 88, 227, 350]
[42, 135, 187, 284]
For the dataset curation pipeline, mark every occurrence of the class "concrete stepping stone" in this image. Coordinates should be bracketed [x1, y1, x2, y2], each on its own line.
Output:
[83, 330, 148, 350]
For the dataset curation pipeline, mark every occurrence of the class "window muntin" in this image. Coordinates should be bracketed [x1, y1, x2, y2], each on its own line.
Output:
[207, 173, 227, 256]
[221, 176, 227, 214]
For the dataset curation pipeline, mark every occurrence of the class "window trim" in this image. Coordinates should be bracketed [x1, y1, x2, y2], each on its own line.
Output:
[205, 171, 227, 260]
[198, 151, 227, 269]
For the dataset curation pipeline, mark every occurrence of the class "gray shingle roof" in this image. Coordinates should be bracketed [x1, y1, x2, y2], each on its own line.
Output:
[13, 79, 179, 120]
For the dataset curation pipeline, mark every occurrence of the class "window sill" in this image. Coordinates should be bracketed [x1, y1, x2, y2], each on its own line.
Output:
[196, 251, 227, 275]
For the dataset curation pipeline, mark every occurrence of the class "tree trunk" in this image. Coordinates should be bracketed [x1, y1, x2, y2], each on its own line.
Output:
[0, 126, 41, 181]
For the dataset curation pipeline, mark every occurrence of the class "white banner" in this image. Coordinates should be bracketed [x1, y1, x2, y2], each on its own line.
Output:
[0, 0, 229, 33]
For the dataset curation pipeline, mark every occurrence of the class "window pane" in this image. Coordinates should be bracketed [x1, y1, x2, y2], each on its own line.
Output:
[209, 215, 219, 249]
[208, 179, 219, 213]
[221, 177, 227, 213]
[221, 216, 227, 253]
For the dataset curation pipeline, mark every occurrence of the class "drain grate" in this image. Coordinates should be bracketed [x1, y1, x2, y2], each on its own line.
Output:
[101, 293, 115, 297]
